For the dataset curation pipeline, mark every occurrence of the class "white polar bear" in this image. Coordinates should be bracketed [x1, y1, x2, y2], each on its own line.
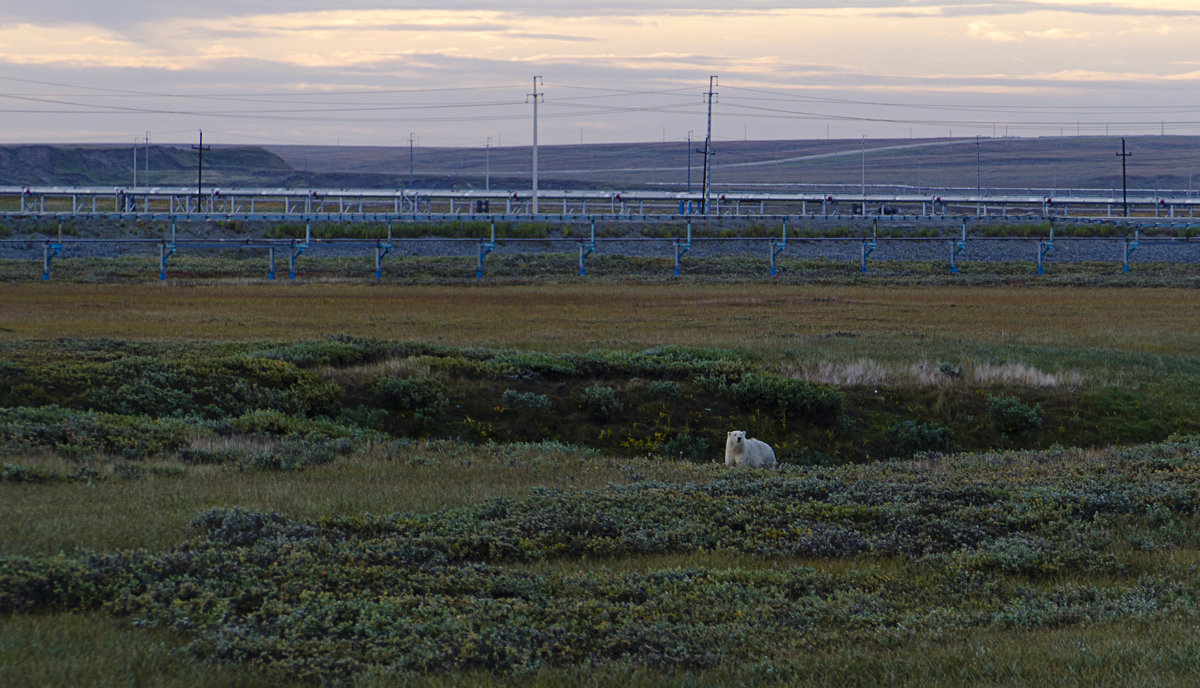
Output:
[725, 430, 777, 468]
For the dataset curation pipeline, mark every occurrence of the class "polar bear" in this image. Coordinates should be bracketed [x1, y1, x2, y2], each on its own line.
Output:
[725, 430, 777, 468]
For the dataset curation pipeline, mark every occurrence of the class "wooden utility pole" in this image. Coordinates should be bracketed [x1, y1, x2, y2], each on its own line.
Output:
[1116, 138, 1132, 217]
[192, 130, 210, 213]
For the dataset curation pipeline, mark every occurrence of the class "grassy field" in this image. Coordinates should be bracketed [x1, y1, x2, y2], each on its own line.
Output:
[3, 281, 1199, 355]
[3, 278, 1200, 686]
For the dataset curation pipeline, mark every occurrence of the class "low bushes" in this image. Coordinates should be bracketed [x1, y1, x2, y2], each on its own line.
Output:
[0, 337, 1194, 463]
[0, 355, 343, 420]
[501, 389, 553, 414]
[0, 405, 193, 459]
[884, 420, 955, 459]
[5, 437, 1200, 681]
[987, 394, 1044, 435]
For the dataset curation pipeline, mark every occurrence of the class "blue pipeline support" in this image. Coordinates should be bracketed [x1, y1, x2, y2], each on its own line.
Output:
[288, 222, 311, 280]
[41, 241, 62, 280]
[674, 221, 692, 276]
[158, 241, 176, 280]
[267, 247, 276, 280]
[769, 219, 788, 276]
[374, 240, 393, 279]
[476, 222, 496, 279]
[289, 241, 308, 280]
[950, 219, 968, 274]
[1123, 230, 1140, 272]
[1037, 224, 1055, 275]
[860, 222, 878, 273]
[579, 220, 596, 276]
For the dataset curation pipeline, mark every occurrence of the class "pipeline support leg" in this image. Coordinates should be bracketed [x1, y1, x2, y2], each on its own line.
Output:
[41, 242, 61, 281]
[374, 242, 392, 279]
[476, 241, 494, 279]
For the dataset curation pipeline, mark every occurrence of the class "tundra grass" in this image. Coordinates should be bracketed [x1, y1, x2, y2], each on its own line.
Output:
[6, 437, 1200, 685]
[0, 442, 710, 557]
[2, 282, 1198, 359]
[4, 612, 1197, 688]
[3, 280, 1200, 685]
[0, 612, 280, 688]
[4, 612, 1199, 688]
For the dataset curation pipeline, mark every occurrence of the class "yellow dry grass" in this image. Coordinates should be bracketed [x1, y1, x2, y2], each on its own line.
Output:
[1, 283, 1197, 357]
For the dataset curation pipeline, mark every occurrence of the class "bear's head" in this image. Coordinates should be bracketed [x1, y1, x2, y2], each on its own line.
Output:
[726, 430, 746, 451]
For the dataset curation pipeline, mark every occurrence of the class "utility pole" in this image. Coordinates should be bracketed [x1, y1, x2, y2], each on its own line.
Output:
[860, 135, 866, 201]
[976, 135, 981, 195]
[529, 76, 543, 214]
[144, 131, 150, 187]
[191, 130, 210, 213]
[1117, 138, 1132, 217]
[485, 136, 491, 191]
[133, 138, 138, 189]
[408, 132, 415, 188]
[701, 75, 717, 215]
[687, 130, 693, 193]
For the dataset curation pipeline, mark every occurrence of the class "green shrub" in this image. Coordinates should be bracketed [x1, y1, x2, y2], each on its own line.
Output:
[0, 405, 194, 459]
[250, 339, 372, 368]
[884, 420, 955, 459]
[988, 395, 1044, 434]
[220, 409, 381, 440]
[370, 377, 451, 429]
[583, 385, 624, 420]
[647, 380, 683, 398]
[718, 373, 844, 422]
[8, 356, 343, 420]
[658, 432, 711, 461]
[177, 436, 354, 471]
[501, 389, 553, 414]
[1, 462, 62, 483]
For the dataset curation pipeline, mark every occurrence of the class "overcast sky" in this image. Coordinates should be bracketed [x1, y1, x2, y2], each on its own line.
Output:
[1, 1, 1199, 147]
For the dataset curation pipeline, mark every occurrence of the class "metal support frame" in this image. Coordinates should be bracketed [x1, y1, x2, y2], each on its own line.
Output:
[950, 218, 968, 274]
[159, 219, 177, 280]
[769, 218, 788, 276]
[41, 240, 62, 280]
[374, 223, 394, 279]
[374, 240, 393, 279]
[159, 241, 176, 280]
[477, 222, 496, 278]
[579, 220, 596, 276]
[860, 221, 878, 273]
[674, 221, 692, 276]
[1037, 222, 1055, 275]
[1123, 229, 1140, 273]
[288, 222, 311, 280]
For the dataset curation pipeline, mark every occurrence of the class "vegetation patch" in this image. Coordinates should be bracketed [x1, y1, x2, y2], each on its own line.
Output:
[4, 436, 1200, 683]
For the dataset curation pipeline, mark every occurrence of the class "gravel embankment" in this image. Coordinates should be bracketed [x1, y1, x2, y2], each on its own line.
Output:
[4, 235, 1197, 267]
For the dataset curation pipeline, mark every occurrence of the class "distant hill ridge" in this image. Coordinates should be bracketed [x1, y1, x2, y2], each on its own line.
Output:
[2, 136, 1197, 193]
[0, 145, 290, 187]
